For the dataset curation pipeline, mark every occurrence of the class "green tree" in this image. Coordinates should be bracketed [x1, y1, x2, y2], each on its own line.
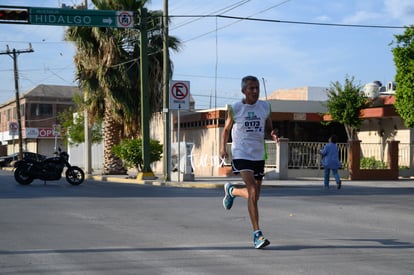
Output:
[391, 25, 414, 128]
[65, 0, 180, 174]
[112, 138, 163, 173]
[57, 93, 103, 145]
[325, 76, 368, 140]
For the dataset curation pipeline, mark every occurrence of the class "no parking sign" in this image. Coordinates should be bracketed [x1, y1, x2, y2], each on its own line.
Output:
[9, 122, 18, 136]
[169, 80, 190, 110]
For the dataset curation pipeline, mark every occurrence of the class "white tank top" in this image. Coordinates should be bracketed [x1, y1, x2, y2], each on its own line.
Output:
[230, 100, 271, 160]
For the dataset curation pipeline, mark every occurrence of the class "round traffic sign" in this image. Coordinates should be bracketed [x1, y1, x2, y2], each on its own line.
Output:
[9, 122, 18, 135]
[171, 82, 189, 100]
[117, 11, 133, 27]
[9, 122, 18, 131]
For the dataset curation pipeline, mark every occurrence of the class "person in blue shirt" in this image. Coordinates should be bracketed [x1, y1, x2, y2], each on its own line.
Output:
[320, 135, 342, 189]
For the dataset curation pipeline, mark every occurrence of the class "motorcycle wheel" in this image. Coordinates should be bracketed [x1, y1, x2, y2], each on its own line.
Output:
[14, 166, 34, 185]
[66, 166, 85, 185]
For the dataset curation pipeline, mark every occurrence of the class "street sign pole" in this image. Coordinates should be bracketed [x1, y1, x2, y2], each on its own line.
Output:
[137, 7, 155, 180]
[162, 0, 170, 182]
[177, 105, 181, 182]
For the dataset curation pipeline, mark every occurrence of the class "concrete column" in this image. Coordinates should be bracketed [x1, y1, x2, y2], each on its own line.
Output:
[388, 140, 399, 172]
[348, 140, 361, 180]
[276, 138, 289, 180]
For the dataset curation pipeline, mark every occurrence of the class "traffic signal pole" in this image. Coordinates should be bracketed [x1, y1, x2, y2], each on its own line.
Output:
[137, 6, 155, 180]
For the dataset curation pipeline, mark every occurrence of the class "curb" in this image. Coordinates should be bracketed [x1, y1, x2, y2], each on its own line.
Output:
[87, 175, 223, 189]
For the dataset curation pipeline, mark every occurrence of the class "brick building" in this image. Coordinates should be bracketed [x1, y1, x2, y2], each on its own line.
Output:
[0, 84, 79, 157]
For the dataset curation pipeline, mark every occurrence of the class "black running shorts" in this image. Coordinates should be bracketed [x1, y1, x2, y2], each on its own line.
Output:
[231, 159, 265, 180]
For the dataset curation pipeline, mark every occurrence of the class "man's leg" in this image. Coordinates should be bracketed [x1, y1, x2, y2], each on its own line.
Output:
[230, 171, 269, 249]
[231, 171, 260, 230]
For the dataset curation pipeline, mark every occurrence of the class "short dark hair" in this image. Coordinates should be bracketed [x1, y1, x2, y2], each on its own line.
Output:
[241, 75, 259, 90]
[329, 135, 338, 143]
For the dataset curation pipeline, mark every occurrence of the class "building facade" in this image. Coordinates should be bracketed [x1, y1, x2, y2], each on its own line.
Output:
[0, 84, 79, 157]
[149, 85, 413, 178]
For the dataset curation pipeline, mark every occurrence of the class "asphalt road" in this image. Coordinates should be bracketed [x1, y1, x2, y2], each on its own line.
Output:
[1, 169, 414, 275]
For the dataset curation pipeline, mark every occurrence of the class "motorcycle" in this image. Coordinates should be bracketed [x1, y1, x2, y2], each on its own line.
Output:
[13, 148, 85, 185]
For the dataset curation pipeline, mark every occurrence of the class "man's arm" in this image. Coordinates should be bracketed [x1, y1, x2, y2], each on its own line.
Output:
[265, 116, 279, 143]
[220, 112, 233, 159]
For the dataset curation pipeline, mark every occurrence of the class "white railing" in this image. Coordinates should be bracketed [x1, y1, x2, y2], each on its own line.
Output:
[226, 141, 413, 170]
[399, 143, 414, 168]
[227, 141, 348, 169]
[226, 141, 414, 169]
[287, 142, 348, 169]
[360, 142, 413, 168]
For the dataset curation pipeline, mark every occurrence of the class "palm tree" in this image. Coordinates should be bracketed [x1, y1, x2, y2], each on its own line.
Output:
[66, 0, 180, 174]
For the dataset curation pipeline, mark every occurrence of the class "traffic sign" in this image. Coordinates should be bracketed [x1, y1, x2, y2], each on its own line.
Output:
[29, 7, 134, 28]
[170, 80, 190, 110]
[9, 122, 18, 136]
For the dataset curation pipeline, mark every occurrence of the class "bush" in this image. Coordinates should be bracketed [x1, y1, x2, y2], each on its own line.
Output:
[112, 138, 163, 172]
[360, 157, 387, 169]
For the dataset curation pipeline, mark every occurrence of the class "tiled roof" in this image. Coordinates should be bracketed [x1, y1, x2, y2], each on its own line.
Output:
[22, 84, 81, 99]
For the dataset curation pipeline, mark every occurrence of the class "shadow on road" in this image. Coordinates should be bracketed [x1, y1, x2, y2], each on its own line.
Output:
[1, 237, 413, 255]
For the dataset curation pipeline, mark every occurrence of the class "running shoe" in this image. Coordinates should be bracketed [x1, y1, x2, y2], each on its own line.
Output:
[223, 182, 234, 210]
[253, 230, 270, 249]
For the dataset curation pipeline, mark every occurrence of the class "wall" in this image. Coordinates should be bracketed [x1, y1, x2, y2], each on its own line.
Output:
[150, 111, 226, 177]
[358, 117, 408, 143]
[68, 142, 104, 173]
[268, 86, 328, 101]
[358, 117, 412, 168]
[348, 140, 399, 180]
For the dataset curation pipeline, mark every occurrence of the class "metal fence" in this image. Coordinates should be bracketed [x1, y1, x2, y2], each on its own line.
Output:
[287, 142, 348, 169]
[227, 141, 348, 169]
[228, 141, 413, 170]
[399, 143, 414, 168]
[360, 142, 413, 168]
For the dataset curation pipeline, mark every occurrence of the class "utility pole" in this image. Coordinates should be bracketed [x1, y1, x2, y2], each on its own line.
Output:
[0, 44, 34, 159]
[162, 0, 170, 181]
[82, 0, 92, 176]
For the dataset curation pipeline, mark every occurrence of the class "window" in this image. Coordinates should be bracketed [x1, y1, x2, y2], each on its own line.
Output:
[30, 104, 52, 116]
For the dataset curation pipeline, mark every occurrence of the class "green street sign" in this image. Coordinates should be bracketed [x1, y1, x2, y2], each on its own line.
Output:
[29, 7, 134, 28]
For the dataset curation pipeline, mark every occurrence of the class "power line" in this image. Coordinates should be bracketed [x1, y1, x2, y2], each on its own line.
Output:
[175, 0, 294, 42]
[170, 14, 406, 29]
[171, 0, 251, 31]
[216, 15, 407, 29]
[174, 13, 406, 43]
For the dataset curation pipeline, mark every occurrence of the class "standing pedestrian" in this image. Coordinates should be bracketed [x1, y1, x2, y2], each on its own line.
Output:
[220, 75, 278, 249]
[320, 135, 342, 189]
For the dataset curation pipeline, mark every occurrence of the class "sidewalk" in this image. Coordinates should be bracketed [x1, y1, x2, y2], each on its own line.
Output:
[87, 173, 414, 189]
[4, 166, 412, 188]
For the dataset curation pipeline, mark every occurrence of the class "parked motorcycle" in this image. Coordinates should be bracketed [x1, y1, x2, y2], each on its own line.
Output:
[13, 148, 85, 185]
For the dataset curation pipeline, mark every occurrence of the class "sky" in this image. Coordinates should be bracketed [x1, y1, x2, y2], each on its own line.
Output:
[0, 0, 413, 110]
